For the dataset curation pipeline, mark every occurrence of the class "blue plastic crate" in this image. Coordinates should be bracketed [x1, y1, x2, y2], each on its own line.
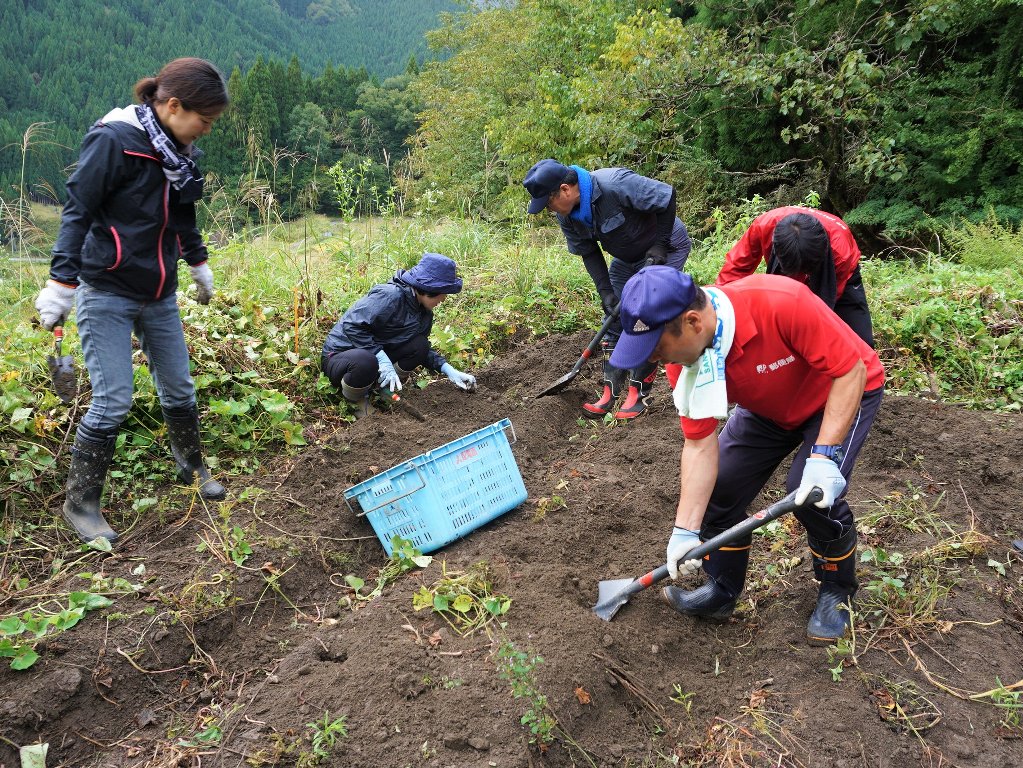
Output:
[342, 419, 527, 555]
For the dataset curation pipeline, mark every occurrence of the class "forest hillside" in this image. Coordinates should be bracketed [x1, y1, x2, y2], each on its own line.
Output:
[0, 0, 459, 200]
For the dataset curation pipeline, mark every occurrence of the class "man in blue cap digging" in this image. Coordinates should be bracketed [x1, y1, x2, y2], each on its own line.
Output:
[522, 159, 692, 419]
[321, 253, 477, 417]
[610, 266, 884, 643]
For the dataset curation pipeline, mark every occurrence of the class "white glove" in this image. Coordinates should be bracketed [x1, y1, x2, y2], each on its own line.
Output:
[795, 458, 847, 508]
[441, 362, 476, 391]
[35, 280, 76, 330]
[375, 350, 401, 392]
[190, 262, 214, 305]
[667, 526, 702, 580]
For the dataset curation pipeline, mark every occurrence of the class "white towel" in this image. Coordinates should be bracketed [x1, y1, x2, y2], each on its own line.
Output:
[672, 287, 735, 420]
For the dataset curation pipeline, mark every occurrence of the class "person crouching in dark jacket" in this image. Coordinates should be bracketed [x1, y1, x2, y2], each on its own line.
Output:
[321, 253, 477, 417]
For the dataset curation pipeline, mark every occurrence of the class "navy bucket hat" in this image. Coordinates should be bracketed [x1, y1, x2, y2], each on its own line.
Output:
[609, 266, 698, 370]
[523, 159, 570, 214]
[402, 253, 463, 294]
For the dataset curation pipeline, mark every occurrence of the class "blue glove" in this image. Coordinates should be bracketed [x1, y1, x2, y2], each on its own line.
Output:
[795, 458, 846, 508]
[667, 527, 702, 579]
[441, 362, 476, 391]
[375, 350, 401, 392]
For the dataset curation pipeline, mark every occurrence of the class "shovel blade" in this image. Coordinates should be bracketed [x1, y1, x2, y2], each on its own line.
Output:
[592, 577, 638, 622]
[48, 355, 78, 403]
[535, 369, 579, 399]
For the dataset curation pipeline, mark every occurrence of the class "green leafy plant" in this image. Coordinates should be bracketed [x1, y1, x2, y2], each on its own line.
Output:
[670, 683, 695, 714]
[826, 632, 857, 683]
[0, 590, 114, 670]
[496, 640, 557, 747]
[412, 561, 511, 635]
[989, 680, 1022, 729]
[345, 536, 432, 601]
[532, 494, 566, 522]
[298, 712, 348, 767]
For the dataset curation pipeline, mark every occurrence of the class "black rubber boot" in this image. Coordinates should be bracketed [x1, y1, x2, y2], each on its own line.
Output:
[806, 528, 858, 644]
[62, 433, 118, 543]
[341, 379, 373, 419]
[662, 581, 735, 620]
[660, 545, 750, 621]
[163, 406, 226, 500]
[582, 347, 628, 418]
[615, 361, 657, 419]
[394, 363, 416, 385]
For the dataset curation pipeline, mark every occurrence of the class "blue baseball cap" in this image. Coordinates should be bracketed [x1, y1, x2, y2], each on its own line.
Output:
[401, 253, 463, 294]
[523, 159, 570, 214]
[609, 266, 698, 370]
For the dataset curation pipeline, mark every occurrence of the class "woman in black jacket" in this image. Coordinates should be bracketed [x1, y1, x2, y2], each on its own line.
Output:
[322, 253, 477, 417]
[35, 57, 229, 544]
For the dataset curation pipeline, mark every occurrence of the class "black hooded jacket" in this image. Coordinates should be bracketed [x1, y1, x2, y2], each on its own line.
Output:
[49, 118, 208, 301]
[321, 274, 448, 372]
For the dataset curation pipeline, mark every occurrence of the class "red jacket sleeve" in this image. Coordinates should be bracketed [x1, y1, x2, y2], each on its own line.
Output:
[717, 217, 770, 286]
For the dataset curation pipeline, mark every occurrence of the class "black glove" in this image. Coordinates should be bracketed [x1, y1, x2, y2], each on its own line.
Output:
[600, 292, 619, 317]
[645, 243, 669, 266]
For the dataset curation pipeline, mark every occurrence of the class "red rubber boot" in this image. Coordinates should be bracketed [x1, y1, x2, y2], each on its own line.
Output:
[615, 363, 657, 419]
[582, 356, 628, 418]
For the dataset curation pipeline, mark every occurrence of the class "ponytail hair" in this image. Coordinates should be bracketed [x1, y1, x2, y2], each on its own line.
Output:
[134, 57, 228, 116]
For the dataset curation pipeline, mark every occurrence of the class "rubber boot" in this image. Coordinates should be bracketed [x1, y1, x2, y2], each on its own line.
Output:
[806, 528, 858, 644]
[341, 379, 373, 419]
[614, 361, 657, 419]
[163, 406, 226, 500]
[582, 345, 628, 418]
[62, 433, 118, 543]
[394, 363, 416, 385]
[661, 545, 750, 621]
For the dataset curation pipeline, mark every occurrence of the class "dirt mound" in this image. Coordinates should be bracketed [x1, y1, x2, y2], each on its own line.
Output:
[2, 332, 1022, 767]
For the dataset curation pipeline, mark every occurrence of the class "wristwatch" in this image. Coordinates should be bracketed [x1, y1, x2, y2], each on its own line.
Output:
[811, 444, 844, 465]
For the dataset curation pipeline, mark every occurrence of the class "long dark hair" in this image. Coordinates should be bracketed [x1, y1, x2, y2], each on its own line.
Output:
[134, 58, 228, 117]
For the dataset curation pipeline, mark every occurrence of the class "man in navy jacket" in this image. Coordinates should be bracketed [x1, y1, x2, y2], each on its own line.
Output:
[524, 159, 691, 419]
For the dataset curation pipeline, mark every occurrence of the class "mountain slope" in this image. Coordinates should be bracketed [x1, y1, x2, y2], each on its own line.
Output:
[0, 0, 458, 199]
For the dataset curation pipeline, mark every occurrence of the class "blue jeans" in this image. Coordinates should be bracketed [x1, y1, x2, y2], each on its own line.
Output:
[76, 282, 196, 436]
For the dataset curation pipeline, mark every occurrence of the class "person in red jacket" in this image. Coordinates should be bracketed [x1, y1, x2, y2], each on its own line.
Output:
[610, 266, 884, 643]
[717, 206, 873, 346]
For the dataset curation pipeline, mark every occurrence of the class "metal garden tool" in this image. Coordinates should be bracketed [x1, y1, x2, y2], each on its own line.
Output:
[379, 388, 426, 422]
[592, 488, 822, 621]
[47, 326, 78, 403]
[535, 307, 620, 398]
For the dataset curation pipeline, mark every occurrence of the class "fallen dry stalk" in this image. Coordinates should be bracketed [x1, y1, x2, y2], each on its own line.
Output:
[593, 652, 674, 733]
[902, 637, 1023, 701]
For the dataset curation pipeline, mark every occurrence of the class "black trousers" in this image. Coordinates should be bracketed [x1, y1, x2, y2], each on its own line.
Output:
[322, 335, 430, 389]
[700, 386, 884, 547]
[834, 266, 874, 348]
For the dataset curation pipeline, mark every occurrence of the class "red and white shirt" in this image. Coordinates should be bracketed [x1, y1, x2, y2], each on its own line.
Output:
[668, 275, 885, 440]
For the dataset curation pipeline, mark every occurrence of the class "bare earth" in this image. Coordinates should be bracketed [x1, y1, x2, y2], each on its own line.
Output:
[2, 331, 1022, 767]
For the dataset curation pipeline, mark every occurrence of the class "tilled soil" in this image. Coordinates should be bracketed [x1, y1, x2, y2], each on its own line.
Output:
[2, 331, 1022, 767]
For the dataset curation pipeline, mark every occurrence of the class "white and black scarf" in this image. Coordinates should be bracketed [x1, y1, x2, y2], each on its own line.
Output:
[100, 103, 204, 202]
